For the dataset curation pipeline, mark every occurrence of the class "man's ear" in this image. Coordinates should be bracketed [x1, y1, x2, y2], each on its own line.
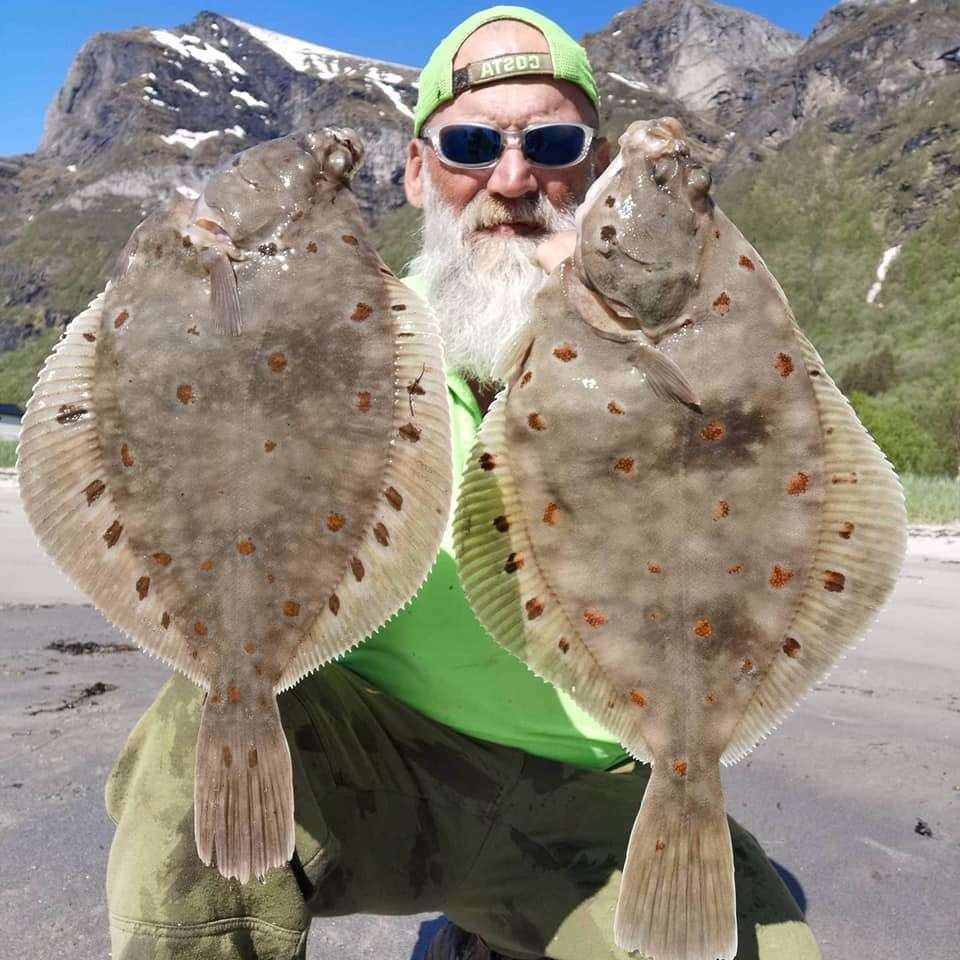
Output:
[405, 138, 425, 208]
[593, 136, 612, 179]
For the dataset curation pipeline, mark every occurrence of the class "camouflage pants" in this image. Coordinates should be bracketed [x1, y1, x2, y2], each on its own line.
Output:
[105, 665, 821, 960]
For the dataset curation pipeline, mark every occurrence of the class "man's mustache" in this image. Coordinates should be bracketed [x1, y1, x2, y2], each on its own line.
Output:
[468, 195, 552, 232]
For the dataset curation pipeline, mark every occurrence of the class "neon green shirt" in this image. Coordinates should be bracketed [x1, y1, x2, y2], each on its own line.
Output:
[340, 275, 628, 770]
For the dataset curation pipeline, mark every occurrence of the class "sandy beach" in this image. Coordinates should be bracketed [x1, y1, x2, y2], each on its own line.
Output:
[1, 468, 957, 960]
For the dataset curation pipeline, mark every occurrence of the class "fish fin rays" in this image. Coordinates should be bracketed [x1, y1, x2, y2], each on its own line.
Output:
[627, 342, 702, 414]
[276, 273, 452, 690]
[614, 764, 737, 960]
[721, 320, 907, 766]
[203, 249, 243, 337]
[194, 693, 297, 883]
[453, 391, 652, 764]
[16, 295, 207, 688]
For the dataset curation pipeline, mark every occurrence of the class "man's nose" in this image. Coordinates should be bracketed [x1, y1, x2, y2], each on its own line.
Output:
[485, 142, 539, 199]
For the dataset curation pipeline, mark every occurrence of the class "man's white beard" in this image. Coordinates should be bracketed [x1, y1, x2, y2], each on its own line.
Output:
[407, 165, 580, 385]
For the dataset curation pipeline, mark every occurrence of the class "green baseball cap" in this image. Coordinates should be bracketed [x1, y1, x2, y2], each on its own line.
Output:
[413, 5, 599, 136]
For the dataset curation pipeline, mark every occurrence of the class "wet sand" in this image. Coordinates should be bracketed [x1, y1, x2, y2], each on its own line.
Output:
[1, 471, 957, 959]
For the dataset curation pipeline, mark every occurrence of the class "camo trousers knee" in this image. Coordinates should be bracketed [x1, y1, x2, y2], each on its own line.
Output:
[106, 666, 821, 960]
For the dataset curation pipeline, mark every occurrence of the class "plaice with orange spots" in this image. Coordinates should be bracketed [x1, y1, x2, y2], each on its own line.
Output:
[16, 129, 452, 892]
[454, 117, 907, 960]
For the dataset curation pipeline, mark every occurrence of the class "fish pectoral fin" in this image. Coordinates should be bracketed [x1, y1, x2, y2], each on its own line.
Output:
[628, 342, 702, 414]
[202, 249, 243, 337]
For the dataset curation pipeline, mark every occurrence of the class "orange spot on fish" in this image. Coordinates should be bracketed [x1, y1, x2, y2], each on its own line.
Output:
[351, 303, 373, 322]
[222, 745, 232, 766]
[119, 444, 134, 467]
[738, 255, 755, 271]
[672, 760, 688, 777]
[243, 641, 255, 655]
[769, 565, 794, 588]
[161, 611, 170, 629]
[774, 352, 794, 377]
[525, 597, 544, 620]
[237, 539, 256, 555]
[647, 562, 662, 574]
[327, 513, 345, 532]
[701, 421, 725, 441]
[552, 343, 578, 362]
[527, 412, 546, 431]
[558, 638, 570, 653]
[583, 608, 607, 627]
[264, 440, 277, 452]
[542, 502, 559, 526]
[607, 401, 624, 415]
[494, 515, 511, 532]
[728, 563, 743, 575]
[83, 332, 96, 342]
[374, 522, 390, 546]
[839, 521, 855, 539]
[266, 352, 287, 373]
[384, 486, 403, 510]
[605, 195, 616, 208]
[741, 658, 755, 674]
[199, 559, 214, 572]
[329, 593, 340, 615]
[176, 384, 193, 404]
[227, 686, 241, 704]
[712, 292, 731, 315]
[822, 570, 846, 592]
[248, 748, 258, 768]
[787, 472, 810, 495]
[341, 235, 359, 247]
[194, 621, 207, 636]
[704, 692, 716, 705]
[614, 456, 634, 474]
[600, 225, 617, 242]
[520, 371, 533, 387]
[782, 637, 801, 658]
[694, 618, 712, 639]
[479, 452, 496, 471]
[306, 241, 318, 253]
[103, 520, 123, 548]
[114, 310, 128, 329]
[629, 689, 647, 707]
[283, 600, 301, 617]
[713, 500, 730, 521]
[135, 576, 150, 600]
[266, 573, 275, 583]
[356, 391, 371, 412]
[151, 552, 171, 567]
[504, 552, 525, 574]
[655, 839, 666, 852]
[351, 556, 365, 581]
[399, 422, 421, 443]
[83, 479, 105, 505]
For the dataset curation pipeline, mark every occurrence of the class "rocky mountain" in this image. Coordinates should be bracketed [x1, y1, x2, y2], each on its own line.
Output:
[2, 0, 959, 472]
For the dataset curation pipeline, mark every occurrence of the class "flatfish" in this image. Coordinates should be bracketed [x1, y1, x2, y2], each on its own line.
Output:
[18, 129, 451, 884]
[453, 118, 905, 960]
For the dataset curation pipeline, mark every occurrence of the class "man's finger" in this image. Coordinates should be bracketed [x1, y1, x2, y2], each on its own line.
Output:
[534, 230, 577, 273]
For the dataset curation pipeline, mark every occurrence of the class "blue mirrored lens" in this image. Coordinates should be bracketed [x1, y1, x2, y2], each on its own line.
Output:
[438, 125, 502, 165]
[523, 125, 586, 166]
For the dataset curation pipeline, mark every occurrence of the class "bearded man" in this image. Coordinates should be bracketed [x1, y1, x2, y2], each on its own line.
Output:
[105, 7, 822, 960]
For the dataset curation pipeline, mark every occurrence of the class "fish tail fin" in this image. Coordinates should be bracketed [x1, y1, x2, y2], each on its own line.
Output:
[615, 762, 736, 960]
[194, 692, 294, 884]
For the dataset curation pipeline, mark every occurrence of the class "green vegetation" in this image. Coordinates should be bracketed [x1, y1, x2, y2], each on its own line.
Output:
[0, 439, 16, 468]
[370, 204, 423, 275]
[0, 329, 58, 410]
[901, 474, 960, 525]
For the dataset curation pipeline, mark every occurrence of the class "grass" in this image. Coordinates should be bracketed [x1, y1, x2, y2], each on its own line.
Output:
[0, 439, 16, 468]
[901, 474, 960, 525]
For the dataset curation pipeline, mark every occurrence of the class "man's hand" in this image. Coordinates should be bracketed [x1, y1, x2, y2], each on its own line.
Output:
[533, 229, 576, 274]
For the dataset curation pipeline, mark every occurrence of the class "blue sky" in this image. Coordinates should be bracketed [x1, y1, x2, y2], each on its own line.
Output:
[1, 1, 833, 157]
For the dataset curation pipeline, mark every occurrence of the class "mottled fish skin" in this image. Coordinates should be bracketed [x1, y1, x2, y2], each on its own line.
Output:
[455, 117, 906, 960]
[18, 128, 452, 886]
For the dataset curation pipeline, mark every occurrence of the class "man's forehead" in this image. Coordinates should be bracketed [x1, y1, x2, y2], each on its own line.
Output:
[431, 77, 591, 129]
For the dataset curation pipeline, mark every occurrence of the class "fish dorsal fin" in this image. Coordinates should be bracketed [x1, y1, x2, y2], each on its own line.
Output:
[453, 390, 653, 763]
[276, 273, 452, 689]
[17, 296, 209, 688]
[721, 317, 907, 765]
